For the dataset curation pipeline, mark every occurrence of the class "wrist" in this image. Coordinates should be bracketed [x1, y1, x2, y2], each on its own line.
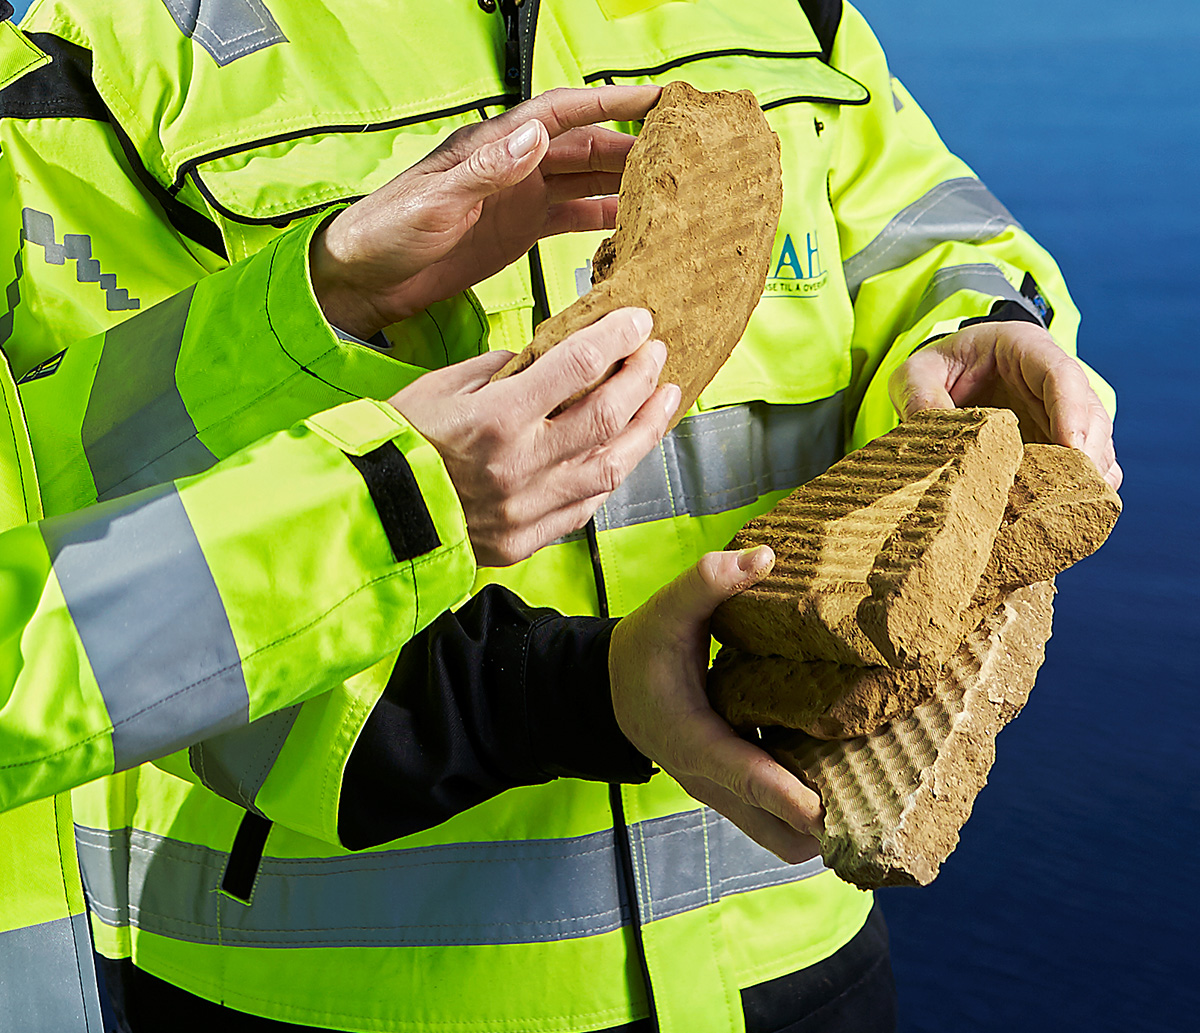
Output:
[309, 214, 389, 341]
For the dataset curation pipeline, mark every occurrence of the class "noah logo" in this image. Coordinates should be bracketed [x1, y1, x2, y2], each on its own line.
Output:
[764, 231, 827, 298]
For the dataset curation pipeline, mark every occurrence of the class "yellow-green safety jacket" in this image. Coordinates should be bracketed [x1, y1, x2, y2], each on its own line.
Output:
[3, 0, 1116, 1031]
[0, 12, 482, 1028]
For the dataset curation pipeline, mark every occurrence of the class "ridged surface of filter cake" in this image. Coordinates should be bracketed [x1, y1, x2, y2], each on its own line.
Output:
[712, 408, 1023, 668]
[777, 581, 1055, 889]
[708, 647, 938, 740]
[491, 81, 783, 428]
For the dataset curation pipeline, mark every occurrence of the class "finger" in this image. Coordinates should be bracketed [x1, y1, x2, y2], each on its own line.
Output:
[442, 119, 551, 208]
[543, 171, 623, 204]
[889, 348, 957, 419]
[541, 126, 637, 174]
[687, 719, 822, 826]
[499, 307, 654, 419]
[679, 776, 822, 865]
[555, 383, 680, 500]
[390, 350, 516, 413]
[547, 337, 667, 455]
[543, 196, 621, 237]
[649, 547, 777, 633]
[518, 85, 663, 139]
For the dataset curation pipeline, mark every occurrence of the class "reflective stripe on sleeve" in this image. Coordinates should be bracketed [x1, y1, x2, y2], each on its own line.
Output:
[159, 0, 288, 67]
[80, 284, 218, 502]
[908, 262, 1042, 328]
[76, 809, 824, 948]
[591, 394, 844, 535]
[0, 914, 103, 1032]
[40, 484, 250, 772]
[843, 177, 1020, 302]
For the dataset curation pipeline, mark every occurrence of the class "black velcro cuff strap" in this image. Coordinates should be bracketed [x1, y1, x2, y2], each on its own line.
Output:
[345, 442, 441, 563]
[958, 298, 1045, 332]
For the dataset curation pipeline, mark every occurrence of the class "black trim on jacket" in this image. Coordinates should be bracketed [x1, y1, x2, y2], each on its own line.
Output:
[798, 0, 844, 64]
[1, 34, 228, 259]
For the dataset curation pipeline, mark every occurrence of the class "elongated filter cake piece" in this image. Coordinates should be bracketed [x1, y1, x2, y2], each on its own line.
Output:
[712, 408, 1023, 668]
[709, 646, 938, 740]
[777, 581, 1055, 889]
[491, 81, 784, 428]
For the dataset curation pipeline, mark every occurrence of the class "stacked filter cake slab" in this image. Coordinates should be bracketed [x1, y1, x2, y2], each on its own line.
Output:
[709, 409, 1121, 888]
[493, 81, 784, 428]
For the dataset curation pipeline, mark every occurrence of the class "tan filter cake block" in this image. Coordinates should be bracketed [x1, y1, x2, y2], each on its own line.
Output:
[712, 408, 1023, 668]
[977, 443, 1122, 597]
[708, 647, 939, 740]
[776, 581, 1055, 889]
[492, 81, 783, 428]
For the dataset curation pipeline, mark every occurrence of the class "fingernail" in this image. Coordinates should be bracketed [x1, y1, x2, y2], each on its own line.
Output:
[1067, 429, 1084, 449]
[630, 308, 653, 339]
[737, 545, 773, 573]
[660, 383, 681, 419]
[507, 119, 542, 159]
[648, 339, 667, 367]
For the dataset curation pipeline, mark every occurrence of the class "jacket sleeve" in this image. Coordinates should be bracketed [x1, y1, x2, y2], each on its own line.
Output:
[832, 2, 1116, 450]
[0, 386, 477, 815]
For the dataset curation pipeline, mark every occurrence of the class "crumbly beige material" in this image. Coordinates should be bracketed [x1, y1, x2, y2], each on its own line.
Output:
[777, 581, 1055, 889]
[491, 81, 783, 428]
[709, 647, 937, 740]
[712, 408, 1024, 668]
[976, 443, 1122, 597]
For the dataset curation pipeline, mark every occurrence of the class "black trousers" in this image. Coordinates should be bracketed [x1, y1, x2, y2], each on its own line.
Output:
[99, 903, 895, 1033]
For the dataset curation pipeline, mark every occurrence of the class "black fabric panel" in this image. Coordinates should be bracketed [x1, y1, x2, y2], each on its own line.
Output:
[338, 585, 647, 851]
[797, 0, 844, 63]
[220, 812, 272, 903]
[344, 441, 441, 563]
[0, 3, 14, 24]
[959, 297, 1045, 331]
[0, 33, 106, 121]
[740, 903, 896, 1033]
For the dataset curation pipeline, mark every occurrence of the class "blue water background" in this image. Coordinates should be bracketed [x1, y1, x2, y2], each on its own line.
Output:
[853, 2, 1200, 1030]
[8, 0, 1199, 1029]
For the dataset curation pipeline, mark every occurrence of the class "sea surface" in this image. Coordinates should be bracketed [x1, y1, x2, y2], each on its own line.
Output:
[855, 2, 1200, 1031]
[8, 1, 1199, 1031]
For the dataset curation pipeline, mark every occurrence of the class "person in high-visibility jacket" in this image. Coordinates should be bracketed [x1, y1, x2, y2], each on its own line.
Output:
[3, 1, 1121, 1031]
[1, 16, 828, 1026]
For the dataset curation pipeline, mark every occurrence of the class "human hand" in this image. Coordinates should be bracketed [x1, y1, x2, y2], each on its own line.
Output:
[609, 548, 824, 864]
[312, 85, 662, 340]
[389, 308, 680, 566]
[890, 320, 1122, 489]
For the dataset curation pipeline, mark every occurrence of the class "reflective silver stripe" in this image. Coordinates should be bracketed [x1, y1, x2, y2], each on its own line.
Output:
[909, 262, 1040, 328]
[20, 207, 140, 311]
[160, 0, 288, 67]
[81, 284, 218, 502]
[0, 914, 103, 1032]
[593, 395, 844, 534]
[189, 705, 302, 812]
[843, 178, 1021, 302]
[77, 809, 824, 948]
[41, 484, 250, 771]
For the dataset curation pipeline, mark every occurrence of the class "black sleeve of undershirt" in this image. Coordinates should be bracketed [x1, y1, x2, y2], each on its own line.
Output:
[337, 585, 654, 850]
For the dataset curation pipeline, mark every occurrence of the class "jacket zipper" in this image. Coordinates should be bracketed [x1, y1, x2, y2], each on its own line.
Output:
[502, 4, 661, 1029]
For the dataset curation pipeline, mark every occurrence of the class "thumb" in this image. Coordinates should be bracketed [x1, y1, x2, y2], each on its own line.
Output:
[445, 119, 549, 207]
[656, 547, 775, 630]
[889, 349, 956, 419]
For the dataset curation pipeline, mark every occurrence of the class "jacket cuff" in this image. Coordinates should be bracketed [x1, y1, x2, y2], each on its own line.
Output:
[522, 616, 655, 785]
